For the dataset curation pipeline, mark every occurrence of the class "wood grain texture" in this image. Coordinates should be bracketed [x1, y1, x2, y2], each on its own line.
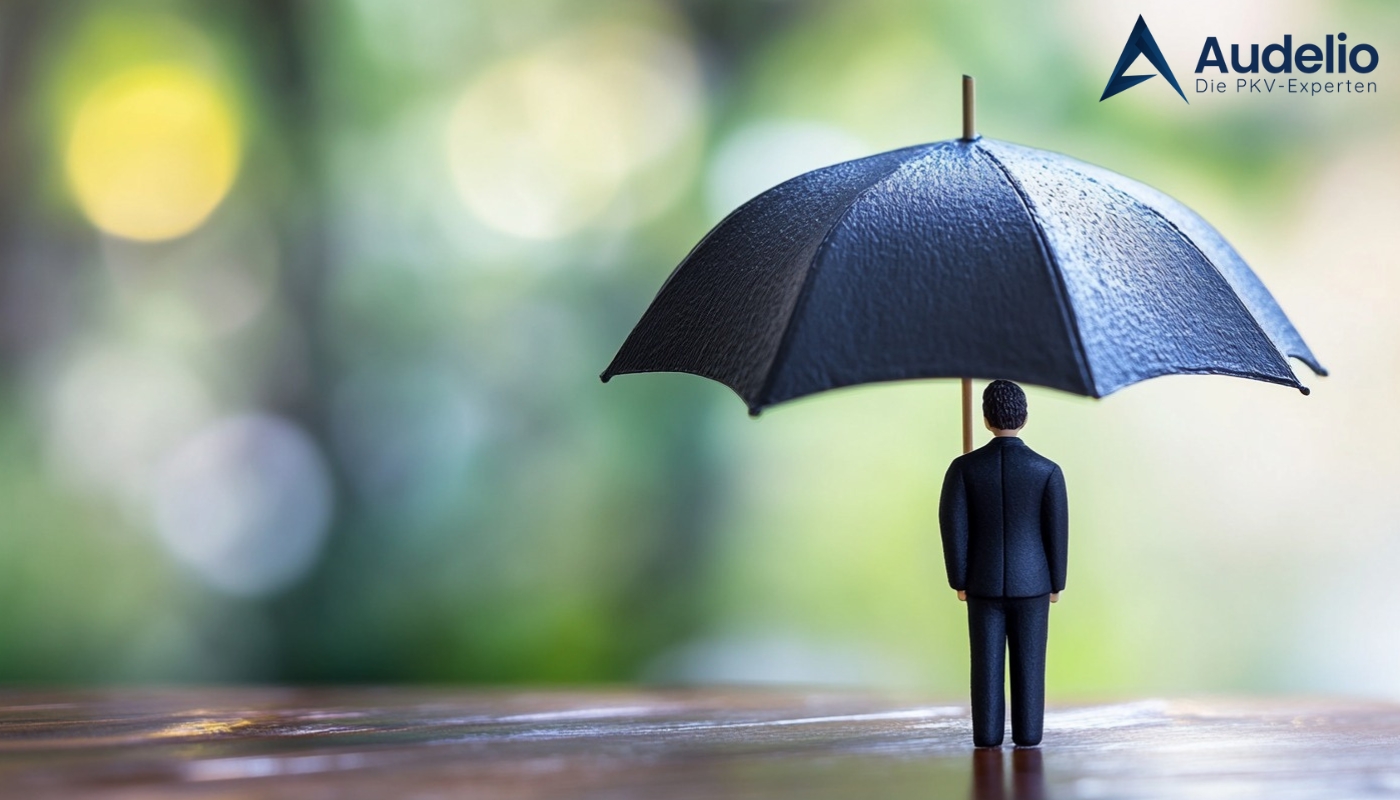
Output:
[0, 689, 1397, 798]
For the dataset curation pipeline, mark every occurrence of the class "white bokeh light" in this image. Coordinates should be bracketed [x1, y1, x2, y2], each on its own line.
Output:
[704, 121, 869, 222]
[446, 22, 703, 239]
[43, 346, 214, 503]
[152, 414, 333, 596]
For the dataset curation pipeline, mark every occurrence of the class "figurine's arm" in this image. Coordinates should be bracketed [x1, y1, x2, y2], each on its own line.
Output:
[939, 461, 969, 598]
[1041, 465, 1069, 597]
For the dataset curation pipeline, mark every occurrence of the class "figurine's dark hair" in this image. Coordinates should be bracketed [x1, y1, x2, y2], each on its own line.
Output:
[983, 380, 1027, 431]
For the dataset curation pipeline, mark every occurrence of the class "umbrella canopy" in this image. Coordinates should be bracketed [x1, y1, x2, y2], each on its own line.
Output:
[601, 131, 1324, 417]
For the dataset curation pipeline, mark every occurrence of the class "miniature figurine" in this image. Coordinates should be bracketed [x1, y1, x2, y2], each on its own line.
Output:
[939, 380, 1068, 748]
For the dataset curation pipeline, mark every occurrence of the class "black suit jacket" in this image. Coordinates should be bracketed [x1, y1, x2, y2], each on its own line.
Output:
[939, 436, 1068, 598]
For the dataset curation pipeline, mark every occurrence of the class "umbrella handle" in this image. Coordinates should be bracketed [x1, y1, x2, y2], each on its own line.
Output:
[962, 378, 974, 454]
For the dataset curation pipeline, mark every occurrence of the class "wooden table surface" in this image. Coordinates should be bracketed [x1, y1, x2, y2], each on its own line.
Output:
[0, 688, 1398, 798]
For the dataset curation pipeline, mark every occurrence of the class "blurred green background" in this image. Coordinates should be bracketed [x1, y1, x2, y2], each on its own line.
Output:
[0, 0, 1395, 695]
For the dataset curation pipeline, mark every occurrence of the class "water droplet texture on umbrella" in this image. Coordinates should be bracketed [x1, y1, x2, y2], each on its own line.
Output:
[602, 138, 1324, 414]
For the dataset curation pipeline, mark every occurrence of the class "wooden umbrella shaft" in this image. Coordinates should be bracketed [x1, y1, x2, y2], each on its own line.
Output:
[962, 378, 973, 454]
[961, 76, 976, 454]
[962, 75, 976, 141]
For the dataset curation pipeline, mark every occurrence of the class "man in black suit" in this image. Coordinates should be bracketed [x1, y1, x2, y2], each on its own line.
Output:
[940, 380, 1068, 748]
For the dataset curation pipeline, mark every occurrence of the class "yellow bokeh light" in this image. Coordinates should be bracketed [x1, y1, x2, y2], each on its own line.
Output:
[65, 64, 240, 242]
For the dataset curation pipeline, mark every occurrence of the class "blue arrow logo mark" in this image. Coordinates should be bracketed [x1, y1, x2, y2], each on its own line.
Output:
[1101, 15, 1188, 103]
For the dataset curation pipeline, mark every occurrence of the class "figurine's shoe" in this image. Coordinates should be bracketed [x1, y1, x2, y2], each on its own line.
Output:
[973, 735, 1005, 748]
[1012, 732, 1043, 747]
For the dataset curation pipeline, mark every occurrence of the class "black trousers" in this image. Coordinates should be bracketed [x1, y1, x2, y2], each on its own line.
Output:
[967, 594, 1050, 747]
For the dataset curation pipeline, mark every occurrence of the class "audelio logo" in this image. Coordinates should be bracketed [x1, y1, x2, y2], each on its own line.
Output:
[1100, 15, 1380, 101]
[1101, 16, 1188, 103]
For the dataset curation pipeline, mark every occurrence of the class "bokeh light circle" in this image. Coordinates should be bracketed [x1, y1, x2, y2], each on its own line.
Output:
[153, 414, 333, 597]
[705, 121, 869, 222]
[446, 24, 702, 240]
[65, 63, 241, 242]
[45, 346, 213, 500]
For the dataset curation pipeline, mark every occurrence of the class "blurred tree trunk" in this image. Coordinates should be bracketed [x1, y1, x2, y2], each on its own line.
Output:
[0, 2, 52, 370]
[236, 0, 353, 679]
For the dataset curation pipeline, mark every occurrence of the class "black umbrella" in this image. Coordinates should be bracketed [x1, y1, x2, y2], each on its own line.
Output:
[602, 77, 1324, 450]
